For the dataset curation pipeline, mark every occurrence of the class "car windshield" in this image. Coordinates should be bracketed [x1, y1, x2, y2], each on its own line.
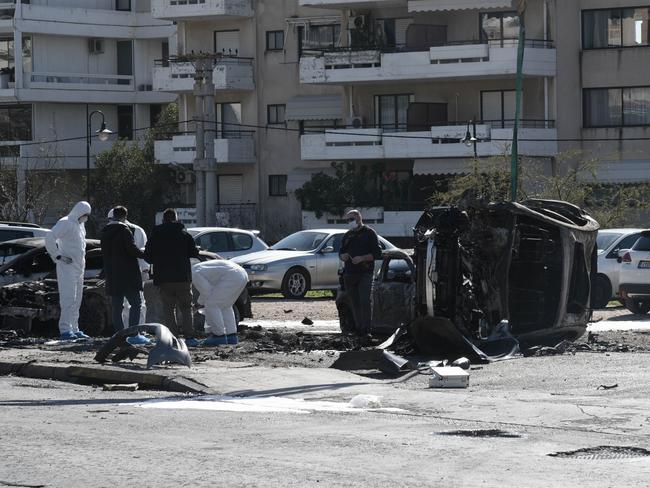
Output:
[597, 232, 623, 253]
[271, 231, 330, 251]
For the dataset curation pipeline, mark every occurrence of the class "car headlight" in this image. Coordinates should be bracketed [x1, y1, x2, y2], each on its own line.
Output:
[249, 264, 267, 272]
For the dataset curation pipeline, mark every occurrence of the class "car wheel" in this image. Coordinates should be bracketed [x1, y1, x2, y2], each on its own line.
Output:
[624, 298, 650, 315]
[592, 275, 612, 309]
[281, 267, 310, 299]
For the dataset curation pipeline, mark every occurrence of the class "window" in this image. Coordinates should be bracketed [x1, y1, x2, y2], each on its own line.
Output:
[231, 233, 253, 251]
[267, 104, 286, 125]
[481, 90, 517, 128]
[266, 30, 284, 51]
[633, 235, 650, 251]
[115, 0, 131, 11]
[216, 102, 242, 138]
[197, 232, 229, 253]
[269, 175, 287, 196]
[117, 105, 134, 140]
[0, 104, 32, 141]
[375, 94, 413, 132]
[149, 104, 164, 128]
[606, 233, 641, 258]
[584, 86, 650, 127]
[583, 8, 650, 49]
[480, 11, 519, 44]
[324, 234, 343, 253]
[0, 36, 31, 72]
[0, 229, 31, 243]
[298, 24, 340, 55]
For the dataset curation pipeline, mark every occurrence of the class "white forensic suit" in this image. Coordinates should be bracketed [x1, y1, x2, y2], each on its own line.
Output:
[191, 259, 249, 337]
[107, 209, 148, 324]
[45, 201, 92, 335]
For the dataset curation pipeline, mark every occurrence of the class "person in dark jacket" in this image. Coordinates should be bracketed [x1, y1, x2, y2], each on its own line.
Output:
[339, 209, 383, 337]
[100, 206, 146, 336]
[144, 208, 200, 346]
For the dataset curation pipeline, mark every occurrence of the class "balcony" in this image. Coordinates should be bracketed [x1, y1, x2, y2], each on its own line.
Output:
[301, 121, 557, 160]
[27, 72, 134, 91]
[151, 0, 253, 21]
[153, 57, 255, 92]
[300, 39, 556, 84]
[155, 132, 256, 165]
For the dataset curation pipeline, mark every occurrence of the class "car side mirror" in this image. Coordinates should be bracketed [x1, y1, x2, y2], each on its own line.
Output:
[321, 246, 335, 254]
[618, 249, 630, 257]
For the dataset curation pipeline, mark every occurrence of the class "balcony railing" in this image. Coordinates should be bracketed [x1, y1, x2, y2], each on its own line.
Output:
[303, 120, 556, 135]
[29, 72, 134, 90]
[153, 55, 255, 92]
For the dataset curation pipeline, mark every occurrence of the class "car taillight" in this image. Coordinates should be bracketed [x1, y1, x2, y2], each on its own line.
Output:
[622, 252, 632, 263]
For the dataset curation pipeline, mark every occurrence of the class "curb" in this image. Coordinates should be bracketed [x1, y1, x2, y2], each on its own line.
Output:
[0, 361, 214, 394]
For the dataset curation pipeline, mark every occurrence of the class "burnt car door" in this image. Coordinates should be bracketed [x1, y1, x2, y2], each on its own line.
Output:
[371, 250, 416, 335]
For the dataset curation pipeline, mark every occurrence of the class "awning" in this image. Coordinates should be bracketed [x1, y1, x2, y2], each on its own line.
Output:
[409, 0, 513, 12]
[286, 94, 343, 121]
[413, 159, 474, 175]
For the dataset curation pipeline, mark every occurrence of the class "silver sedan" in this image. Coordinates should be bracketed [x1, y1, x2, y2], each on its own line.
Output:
[230, 228, 396, 298]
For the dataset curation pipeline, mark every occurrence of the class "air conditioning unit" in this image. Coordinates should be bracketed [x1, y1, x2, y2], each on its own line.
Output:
[348, 116, 363, 129]
[88, 38, 105, 55]
[351, 15, 366, 30]
[175, 170, 195, 185]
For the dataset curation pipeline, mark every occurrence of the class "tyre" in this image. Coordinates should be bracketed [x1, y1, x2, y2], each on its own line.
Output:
[592, 275, 612, 309]
[624, 298, 650, 315]
[281, 267, 310, 299]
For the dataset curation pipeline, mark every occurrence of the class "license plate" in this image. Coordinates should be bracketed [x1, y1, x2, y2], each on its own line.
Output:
[638, 261, 650, 269]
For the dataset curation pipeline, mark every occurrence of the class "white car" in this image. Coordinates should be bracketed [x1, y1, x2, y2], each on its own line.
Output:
[0, 222, 50, 245]
[594, 228, 645, 308]
[617, 230, 650, 314]
[231, 228, 396, 298]
[186, 227, 268, 259]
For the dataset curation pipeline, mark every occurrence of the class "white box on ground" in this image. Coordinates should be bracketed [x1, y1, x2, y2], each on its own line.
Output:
[429, 367, 470, 389]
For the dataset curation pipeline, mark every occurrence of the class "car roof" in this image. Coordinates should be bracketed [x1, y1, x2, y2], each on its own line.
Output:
[188, 227, 254, 234]
[0, 222, 43, 229]
[0, 237, 100, 248]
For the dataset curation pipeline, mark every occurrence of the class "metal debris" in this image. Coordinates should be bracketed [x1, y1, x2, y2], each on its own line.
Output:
[548, 446, 650, 459]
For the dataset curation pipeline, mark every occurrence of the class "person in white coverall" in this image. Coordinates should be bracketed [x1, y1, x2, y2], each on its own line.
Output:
[45, 201, 92, 341]
[191, 259, 248, 346]
[107, 208, 148, 326]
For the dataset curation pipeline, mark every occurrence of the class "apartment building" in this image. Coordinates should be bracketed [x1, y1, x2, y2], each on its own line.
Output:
[0, 0, 174, 222]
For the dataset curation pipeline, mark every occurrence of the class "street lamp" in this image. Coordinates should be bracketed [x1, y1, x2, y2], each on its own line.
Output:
[461, 119, 478, 158]
[86, 109, 113, 202]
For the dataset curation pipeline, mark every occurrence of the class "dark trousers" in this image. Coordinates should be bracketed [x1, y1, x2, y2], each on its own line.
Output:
[111, 290, 142, 333]
[159, 282, 194, 337]
[343, 272, 373, 334]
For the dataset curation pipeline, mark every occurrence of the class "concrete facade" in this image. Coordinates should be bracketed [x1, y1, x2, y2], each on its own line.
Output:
[0, 0, 175, 223]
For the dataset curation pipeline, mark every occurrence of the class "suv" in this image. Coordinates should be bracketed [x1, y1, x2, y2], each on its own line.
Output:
[617, 230, 650, 314]
[595, 229, 645, 308]
[0, 222, 50, 244]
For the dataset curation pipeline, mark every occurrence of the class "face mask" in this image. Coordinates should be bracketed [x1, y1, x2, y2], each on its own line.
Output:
[348, 219, 358, 230]
[79, 215, 88, 224]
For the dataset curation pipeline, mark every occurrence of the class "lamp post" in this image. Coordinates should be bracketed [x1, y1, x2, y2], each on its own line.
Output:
[511, 0, 527, 201]
[462, 119, 478, 158]
[86, 107, 113, 202]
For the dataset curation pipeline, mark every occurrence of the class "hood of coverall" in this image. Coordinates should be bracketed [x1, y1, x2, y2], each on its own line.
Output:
[69, 201, 92, 221]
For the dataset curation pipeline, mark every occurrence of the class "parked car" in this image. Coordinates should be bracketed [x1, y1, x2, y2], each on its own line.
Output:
[231, 229, 397, 298]
[0, 239, 252, 336]
[186, 227, 268, 259]
[0, 222, 50, 244]
[594, 228, 645, 308]
[617, 230, 650, 314]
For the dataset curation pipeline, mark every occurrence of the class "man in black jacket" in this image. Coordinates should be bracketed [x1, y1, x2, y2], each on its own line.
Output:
[339, 209, 383, 337]
[144, 208, 200, 346]
[100, 206, 146, 338]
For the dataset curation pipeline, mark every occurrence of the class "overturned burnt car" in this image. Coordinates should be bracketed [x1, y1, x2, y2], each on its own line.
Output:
[0, 238, 252, 337]
[338, 199, 599, 358]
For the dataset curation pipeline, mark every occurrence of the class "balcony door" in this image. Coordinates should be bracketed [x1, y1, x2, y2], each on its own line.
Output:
[375, 94, 414, 132]
[214, 30, 240, 57]
[481, 90, 517, 128]
[117, 40, 133, 85]
[216, 102, 242, 138]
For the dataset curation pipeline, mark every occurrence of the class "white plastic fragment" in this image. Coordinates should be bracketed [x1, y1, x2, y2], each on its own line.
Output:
[348, 394, 382, 409]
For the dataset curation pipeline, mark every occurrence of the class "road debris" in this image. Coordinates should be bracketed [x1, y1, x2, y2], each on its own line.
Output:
[301, 317, 314, 325]
[429, 366, 470, 388]
[103, 383, 139, 392]
[596, 383, 618, 390]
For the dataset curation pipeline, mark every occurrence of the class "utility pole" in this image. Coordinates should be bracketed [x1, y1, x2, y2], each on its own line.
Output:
[190, 54, 218, 226]
[511, 0, 527, 202]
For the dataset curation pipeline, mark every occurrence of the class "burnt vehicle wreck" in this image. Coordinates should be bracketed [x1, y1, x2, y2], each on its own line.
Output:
[0, 238, 252, 337]
[338, 199, 599, 360]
